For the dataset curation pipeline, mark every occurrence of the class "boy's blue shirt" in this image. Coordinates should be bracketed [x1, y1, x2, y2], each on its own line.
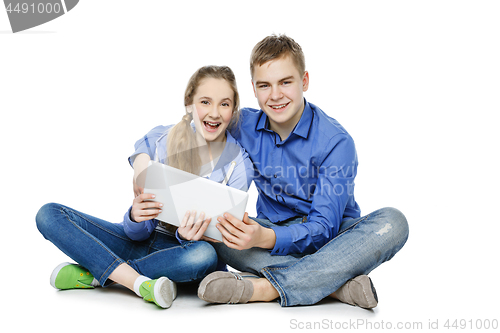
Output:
[129, 99, 360, 256]
[231, 99, 361, 255]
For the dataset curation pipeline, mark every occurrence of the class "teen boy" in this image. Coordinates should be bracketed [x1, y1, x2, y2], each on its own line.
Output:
[131, 35, 408, 308]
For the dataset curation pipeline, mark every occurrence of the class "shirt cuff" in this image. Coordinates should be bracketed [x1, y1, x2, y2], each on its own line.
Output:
[123, 206, 146, 231]
[175, 229, 188, 244]
[270, 226, 292, 255]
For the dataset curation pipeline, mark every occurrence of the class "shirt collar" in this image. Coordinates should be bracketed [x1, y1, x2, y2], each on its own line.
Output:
[225, 130, 237, 145]
[256, 98, 313, 139]
[256, 110, 269, 131]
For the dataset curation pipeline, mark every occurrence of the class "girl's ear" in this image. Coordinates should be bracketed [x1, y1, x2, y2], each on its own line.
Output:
[186, 104, 195, 114]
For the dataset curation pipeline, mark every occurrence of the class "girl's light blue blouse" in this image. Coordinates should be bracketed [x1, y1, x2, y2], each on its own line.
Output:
[123, 125, 254, 242]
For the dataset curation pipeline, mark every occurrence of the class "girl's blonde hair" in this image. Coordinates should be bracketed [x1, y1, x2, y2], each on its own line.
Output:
[166, 65, 240, 175]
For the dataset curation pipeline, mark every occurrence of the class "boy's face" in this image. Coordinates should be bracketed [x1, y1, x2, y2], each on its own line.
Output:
[252, 56, 309, 137]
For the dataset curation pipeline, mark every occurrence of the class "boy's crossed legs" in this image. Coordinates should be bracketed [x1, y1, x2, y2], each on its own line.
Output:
[201, 207, 409, 308]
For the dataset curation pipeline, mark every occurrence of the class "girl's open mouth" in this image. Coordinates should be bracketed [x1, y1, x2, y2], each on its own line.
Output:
[203, 121, 221, 132]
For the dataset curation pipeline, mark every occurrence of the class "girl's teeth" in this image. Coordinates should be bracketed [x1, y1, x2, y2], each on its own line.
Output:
[272, 104, 286, 109]
[205, 121, 220, 128]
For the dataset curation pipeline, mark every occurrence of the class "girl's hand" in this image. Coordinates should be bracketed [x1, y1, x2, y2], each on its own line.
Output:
[178, 210, 212, 241]
[133, 153, 151, 197]
[131, 193, 163, 222]
[133, 178, 144, 198]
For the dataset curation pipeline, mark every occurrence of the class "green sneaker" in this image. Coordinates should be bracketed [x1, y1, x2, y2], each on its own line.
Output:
[139, 277, 177, 309]
[50, 262, 96, 290]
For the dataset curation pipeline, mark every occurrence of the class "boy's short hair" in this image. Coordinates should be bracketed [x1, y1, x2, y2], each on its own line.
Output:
[250, 34, 306, 78]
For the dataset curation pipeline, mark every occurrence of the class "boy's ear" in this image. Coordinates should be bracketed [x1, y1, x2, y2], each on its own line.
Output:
[302, 71, 310, 92]
[251, 80, 257, 97]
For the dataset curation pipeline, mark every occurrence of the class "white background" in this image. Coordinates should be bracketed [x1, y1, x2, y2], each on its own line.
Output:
[1, 1, 499, 332]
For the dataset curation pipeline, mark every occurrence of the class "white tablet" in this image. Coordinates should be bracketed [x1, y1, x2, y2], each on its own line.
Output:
[142, 161, 248, 241]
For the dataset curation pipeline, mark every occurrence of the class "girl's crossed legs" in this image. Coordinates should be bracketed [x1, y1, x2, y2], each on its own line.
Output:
[36, 203, 218, 307]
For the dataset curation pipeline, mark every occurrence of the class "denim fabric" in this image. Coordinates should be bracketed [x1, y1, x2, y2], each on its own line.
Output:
[211, 207, 409, 307]
[36, 203, 218, 286]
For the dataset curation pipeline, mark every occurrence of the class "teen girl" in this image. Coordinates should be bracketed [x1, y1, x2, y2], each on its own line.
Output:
[36, 65, 253, 309]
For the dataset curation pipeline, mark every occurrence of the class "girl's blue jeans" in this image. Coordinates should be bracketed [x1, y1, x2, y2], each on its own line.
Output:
[212, 207, 409, 307]
[36, 203, 218, 287]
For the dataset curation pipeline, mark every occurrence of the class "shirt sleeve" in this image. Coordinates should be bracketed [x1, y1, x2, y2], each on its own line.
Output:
[121, 206, 158, 241]
[269, 134, 357, 255]
[128, 125, 167, 167]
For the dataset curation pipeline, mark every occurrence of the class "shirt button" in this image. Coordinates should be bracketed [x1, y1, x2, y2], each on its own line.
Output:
[274, 174, 277, 178]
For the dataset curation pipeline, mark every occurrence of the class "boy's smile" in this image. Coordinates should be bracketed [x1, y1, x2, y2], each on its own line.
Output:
[252, 56, 309, 140]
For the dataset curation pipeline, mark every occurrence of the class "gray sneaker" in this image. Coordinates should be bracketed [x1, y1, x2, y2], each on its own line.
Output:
[334, 275, 378, 309]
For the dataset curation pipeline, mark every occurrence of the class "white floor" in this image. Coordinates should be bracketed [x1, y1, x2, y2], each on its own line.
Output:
[25, 264, 411, 332]
[15, 233, 499, 333]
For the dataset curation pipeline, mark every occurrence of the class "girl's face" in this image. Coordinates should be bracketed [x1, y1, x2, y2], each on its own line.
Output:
[191, 78, 234, 143]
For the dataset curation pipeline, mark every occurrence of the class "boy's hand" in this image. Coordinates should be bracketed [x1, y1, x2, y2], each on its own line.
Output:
[178, 210, 212, 241]
[216, 213, 276, 250]
[131, 193, 163, 222]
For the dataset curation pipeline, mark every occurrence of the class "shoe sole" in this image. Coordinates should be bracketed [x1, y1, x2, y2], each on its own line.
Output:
[50, 262, 71, 289]
[154, 277, 177, 309]
[369, 277, 378, 304]
[357, 275, 378, 309]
